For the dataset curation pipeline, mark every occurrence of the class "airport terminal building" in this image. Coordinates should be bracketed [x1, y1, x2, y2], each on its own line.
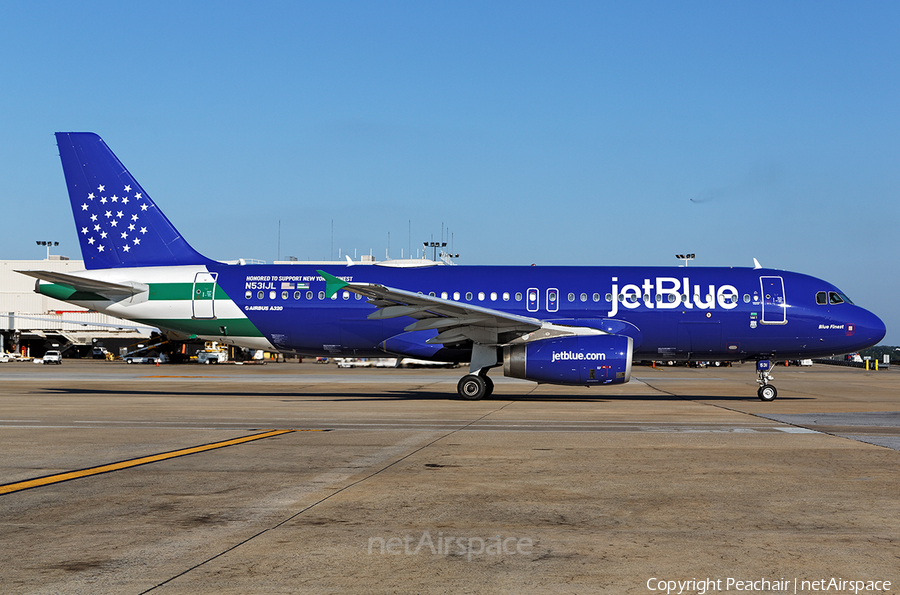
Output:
[0, 258, 155, 358]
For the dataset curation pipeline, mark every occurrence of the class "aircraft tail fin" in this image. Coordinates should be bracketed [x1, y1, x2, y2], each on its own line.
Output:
[55, 132, 213, 270]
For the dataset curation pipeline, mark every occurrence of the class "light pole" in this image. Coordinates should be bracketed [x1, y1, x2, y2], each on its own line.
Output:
[36, 241, 59, 260]
[423, 241, 446, 261]
[675, 253, 695, 267]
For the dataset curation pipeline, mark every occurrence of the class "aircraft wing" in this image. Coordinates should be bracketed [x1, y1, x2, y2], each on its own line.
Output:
[15, 270, 147, 296]
[318, 270, 542, 345]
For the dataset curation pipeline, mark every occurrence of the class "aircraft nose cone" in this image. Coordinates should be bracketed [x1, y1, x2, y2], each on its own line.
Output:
[853, 308, 886, 348]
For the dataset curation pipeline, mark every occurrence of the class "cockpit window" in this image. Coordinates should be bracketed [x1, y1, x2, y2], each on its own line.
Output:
[816, 292, 827, 305]
[835, 292, 854, 305]
[828, 292, 845, 305]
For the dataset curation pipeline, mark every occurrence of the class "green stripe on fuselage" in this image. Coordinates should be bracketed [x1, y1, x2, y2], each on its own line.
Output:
[37, 282, 231, 301]
[149, 283, 231, 301]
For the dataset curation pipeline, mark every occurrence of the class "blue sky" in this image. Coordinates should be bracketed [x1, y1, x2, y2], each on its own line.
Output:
[2, 2, 898, 343]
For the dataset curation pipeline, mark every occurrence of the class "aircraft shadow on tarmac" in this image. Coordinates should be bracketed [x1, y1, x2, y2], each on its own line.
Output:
[42, 387, 812, 402]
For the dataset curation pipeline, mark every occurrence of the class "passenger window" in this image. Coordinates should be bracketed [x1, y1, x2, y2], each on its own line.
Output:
[318, 291, 325, 300]
[245, 290, 252, 299]
[490, 292, 497, 301]
[343, 291, 350, 300]
[269, 291, 276, 300]
[503, 292, 510, 301]
[743, 294, 750, 303]
[306, 291, 313, 300]
[454, 292, 461, 300]
[593, 293, 600, 302]
[568, 293, 575, 302]
[829, 292, 844, 305]
[441, 292, 448, 299]
[282, 291, 288, 300]
[606, 293, 612, 302]
[816, 292, 827, 305]
[257, 291, 264, 299]
[355, 293, 362, 300]
[429, 292, 435, 297]
[580, 293, 587, 302]
[478, 292, 485, 301]
[294, 291, 301, 299]
[514, 292, 522, 301]
[466, 292, 473, 301]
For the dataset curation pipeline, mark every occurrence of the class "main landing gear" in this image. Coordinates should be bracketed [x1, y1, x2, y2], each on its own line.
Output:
[756, 360, 777, 401]
[457, 373, 494, 400]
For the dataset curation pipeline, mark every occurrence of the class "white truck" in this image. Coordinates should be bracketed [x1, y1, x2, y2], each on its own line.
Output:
[196, 342, 228, 364]
[42, 350, 62, 364]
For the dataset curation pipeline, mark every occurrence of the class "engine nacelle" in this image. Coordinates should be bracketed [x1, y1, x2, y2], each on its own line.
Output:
[503, 334, 633, 386]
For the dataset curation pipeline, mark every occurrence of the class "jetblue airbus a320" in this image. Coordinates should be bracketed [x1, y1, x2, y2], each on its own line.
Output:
[20, 133, 886, 401]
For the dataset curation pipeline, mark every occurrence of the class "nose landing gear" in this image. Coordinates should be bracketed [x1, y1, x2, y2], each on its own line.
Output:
[756, 360, 777, 401]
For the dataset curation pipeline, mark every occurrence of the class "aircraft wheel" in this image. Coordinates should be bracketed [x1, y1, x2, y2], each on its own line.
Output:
[482, 375, 494, 398]
[458, 375, 488, 400]
[758, 385, 777, 401]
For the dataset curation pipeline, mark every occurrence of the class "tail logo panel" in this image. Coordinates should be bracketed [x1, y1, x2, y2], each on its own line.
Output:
[56, 132, 211, 269]
[77, 183, 151, 260]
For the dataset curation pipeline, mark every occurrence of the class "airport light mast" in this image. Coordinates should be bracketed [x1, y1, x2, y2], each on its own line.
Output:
[676, 253, 695, 267]
[424, 241, 446, 261]
[36, 241, 59, 260]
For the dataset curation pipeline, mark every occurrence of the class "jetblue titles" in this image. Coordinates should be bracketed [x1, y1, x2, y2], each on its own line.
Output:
[608, 277, 739, 317]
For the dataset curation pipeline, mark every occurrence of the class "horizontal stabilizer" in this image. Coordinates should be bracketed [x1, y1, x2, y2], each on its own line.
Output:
[15, 270, 147, 296]
[9, 313, 154, 331]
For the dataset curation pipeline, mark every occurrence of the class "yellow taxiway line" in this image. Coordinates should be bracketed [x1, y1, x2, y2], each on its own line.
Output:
[0, 429, 314, 496]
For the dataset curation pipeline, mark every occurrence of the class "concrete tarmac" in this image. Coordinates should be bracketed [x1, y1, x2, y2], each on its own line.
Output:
[1, 360, 898, 594]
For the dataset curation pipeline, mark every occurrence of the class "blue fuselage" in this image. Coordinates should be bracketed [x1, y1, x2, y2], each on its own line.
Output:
[209, 263, 885, 361]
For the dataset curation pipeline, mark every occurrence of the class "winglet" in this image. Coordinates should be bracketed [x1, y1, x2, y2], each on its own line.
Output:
[345, 255, 354, 267]
[317, 270, 348, 298]
[753, 258, 762, 270]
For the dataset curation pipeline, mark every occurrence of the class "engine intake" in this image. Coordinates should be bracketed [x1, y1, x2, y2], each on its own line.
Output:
[503, 334, 633, 386]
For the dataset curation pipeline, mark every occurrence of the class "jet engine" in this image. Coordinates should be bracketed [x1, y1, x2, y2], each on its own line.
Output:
[502, 334, 633, 386]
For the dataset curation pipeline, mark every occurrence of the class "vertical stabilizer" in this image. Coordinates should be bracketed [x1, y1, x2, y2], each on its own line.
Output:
[55, 132, 213, 269]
